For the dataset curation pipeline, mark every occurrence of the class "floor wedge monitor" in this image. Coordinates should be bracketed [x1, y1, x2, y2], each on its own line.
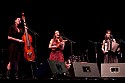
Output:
[72, 62, 100, 77]
[101, 63, 125, 77]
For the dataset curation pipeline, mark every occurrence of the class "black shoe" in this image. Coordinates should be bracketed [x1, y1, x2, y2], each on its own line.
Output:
[15, 76, 18, 79]
[6, 70, 10, 79]
[15, 73, 18, 79]
[6, 76, 10, 79]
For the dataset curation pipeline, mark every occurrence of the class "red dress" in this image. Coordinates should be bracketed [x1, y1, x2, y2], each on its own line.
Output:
[49, 40, 64, 62]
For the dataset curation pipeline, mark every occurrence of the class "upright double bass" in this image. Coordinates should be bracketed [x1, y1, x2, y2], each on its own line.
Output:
[22, 12, 35, 62]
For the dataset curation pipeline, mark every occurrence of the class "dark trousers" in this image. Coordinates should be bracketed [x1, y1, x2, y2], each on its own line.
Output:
[104, 51, 118, 63]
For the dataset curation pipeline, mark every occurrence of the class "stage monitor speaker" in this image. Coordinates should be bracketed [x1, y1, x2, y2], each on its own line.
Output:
[47, 59, 70, 76]
[72, 62, 100, 77]
[101, 63, 125, 77]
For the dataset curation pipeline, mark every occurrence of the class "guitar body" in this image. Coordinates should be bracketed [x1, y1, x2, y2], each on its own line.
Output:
[22, 34, 35, 62]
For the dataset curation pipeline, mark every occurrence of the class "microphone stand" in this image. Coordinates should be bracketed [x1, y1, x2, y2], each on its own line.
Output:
[28, 27, 39, 55]
[27, 27, 39, 79]
[119, 39, 125, 63]
[120, 39, 125, 44]
[61, 34, 76, 60]
[88, 40, 102, 63]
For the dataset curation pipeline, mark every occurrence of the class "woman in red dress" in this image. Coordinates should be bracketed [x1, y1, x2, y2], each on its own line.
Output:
[48, 30, 67, 62]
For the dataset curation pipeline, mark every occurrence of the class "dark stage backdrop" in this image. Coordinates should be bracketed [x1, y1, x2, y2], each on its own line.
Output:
[1, 1, 125, 77]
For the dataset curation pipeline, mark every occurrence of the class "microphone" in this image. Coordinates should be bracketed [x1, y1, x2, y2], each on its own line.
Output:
[60, 33, 66, 36]
[60, 33, 76, 43]
[110, 35, 114, 39]
[22, 12, 24, 16]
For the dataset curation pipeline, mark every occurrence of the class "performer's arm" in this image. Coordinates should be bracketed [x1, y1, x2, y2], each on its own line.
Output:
[49, 39, 56, 49]
[8, 36, 24, 43]
[102, 40, 105, 53]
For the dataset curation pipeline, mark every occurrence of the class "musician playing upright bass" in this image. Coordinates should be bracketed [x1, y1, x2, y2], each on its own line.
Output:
[6, 16, 24, 79]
